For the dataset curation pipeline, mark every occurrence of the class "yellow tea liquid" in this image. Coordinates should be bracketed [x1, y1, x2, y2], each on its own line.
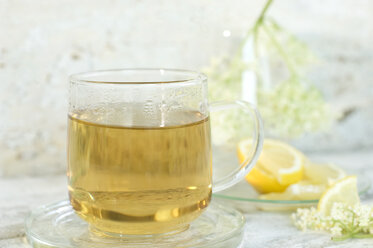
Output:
[67, 108, 212, 234]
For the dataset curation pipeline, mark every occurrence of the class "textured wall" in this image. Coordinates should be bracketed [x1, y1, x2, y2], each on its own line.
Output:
[0, 0, 372, 176]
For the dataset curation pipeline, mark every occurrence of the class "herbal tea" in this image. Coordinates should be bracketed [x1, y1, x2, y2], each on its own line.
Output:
[67, 107, 212, 234]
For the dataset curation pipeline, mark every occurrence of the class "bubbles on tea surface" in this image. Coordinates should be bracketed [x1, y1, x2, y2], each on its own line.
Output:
[160, 100, 168, 111]
[143, 100, 156, 122]
[169, 102, 182, 111]
[70, 100, 207, 128]
[143, 100, 154, 114]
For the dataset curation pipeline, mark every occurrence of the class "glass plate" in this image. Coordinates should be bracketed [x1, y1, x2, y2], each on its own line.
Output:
[25, 200, 245, 248]
[213, 175, 371, 211]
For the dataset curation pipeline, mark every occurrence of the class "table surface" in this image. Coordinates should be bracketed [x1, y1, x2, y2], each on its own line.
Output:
[1, 150, 373, 248]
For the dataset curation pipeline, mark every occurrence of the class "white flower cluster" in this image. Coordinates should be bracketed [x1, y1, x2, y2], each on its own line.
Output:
[203, 13, 332, 139]
[258, 78, 332, 138]
[292, 203, 373, 241]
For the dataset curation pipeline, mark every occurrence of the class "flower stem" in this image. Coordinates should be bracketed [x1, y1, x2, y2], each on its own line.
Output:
[352, 233, 373, 239]
[254, 0, 275, 30]
[262, 24, 297, 78]
[240, 0, 275, 56]
[332, 234, 352, 241]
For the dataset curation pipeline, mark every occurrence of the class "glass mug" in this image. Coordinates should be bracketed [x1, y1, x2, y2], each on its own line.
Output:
[68, 69, 263, 235]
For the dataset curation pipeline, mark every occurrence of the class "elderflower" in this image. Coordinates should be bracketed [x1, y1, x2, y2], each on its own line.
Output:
[292, 203, 373, 241]
[258, 78, 332, 138]
[203, 0, 333, 139]
[330, 224, 342, 236]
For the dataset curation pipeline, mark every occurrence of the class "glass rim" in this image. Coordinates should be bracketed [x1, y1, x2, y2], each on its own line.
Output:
[69, 68, 207, 85]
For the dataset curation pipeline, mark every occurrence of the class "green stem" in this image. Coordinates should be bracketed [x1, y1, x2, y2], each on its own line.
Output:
[333, 220, 350, 232]
[229, 0, 276, 81]
[262, 24, 297, 78]
[332, 234, 353, 241]
[352, 233, 373, 239]
[237, 0, 275, 59]
[254, 0, 275, 30]
[253, 29, 260, 60]
[352, 227, 363, 235]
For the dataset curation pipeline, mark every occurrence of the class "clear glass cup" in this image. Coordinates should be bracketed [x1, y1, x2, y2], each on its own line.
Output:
[67, 68, 263, 235]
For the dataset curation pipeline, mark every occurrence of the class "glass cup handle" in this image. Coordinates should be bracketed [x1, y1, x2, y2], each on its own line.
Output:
[210, 100, 264, 193]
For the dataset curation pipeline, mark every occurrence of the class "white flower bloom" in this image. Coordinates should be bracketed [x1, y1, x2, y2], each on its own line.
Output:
[330, 225, 342, 236]
[292, 202, 373, 240]
[355, 204, 372, 227]
[330, 203, 346, 221]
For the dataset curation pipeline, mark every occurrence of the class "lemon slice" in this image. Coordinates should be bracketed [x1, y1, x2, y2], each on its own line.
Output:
[304, 162, 346, 186]
[259, 163, 347, 201]
[237, 139, 304, 193]
[317, 176, 360, 216]
[243, 166, 288, 193]
[258, 139, 305, 185]
[259, 181, 326, 201]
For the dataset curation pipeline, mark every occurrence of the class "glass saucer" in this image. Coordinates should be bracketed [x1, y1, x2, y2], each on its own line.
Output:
[213, 174, 371, 211]
[25, 200, 245, 248]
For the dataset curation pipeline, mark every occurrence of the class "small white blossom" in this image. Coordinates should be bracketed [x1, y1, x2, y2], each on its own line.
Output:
[330, 225, 342, 236]
[292, 203, 373, 241]
[354, 204, 372, 227]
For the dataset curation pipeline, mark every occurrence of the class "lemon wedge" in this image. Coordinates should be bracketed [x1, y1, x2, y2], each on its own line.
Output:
[259, 181, 326, 201]
[243, 166, 288, 193]
[258, 163, 347, 201]
[303, 162, 346, 186]
[317, 176, 360, 216]
[237, 139, 304, 193]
